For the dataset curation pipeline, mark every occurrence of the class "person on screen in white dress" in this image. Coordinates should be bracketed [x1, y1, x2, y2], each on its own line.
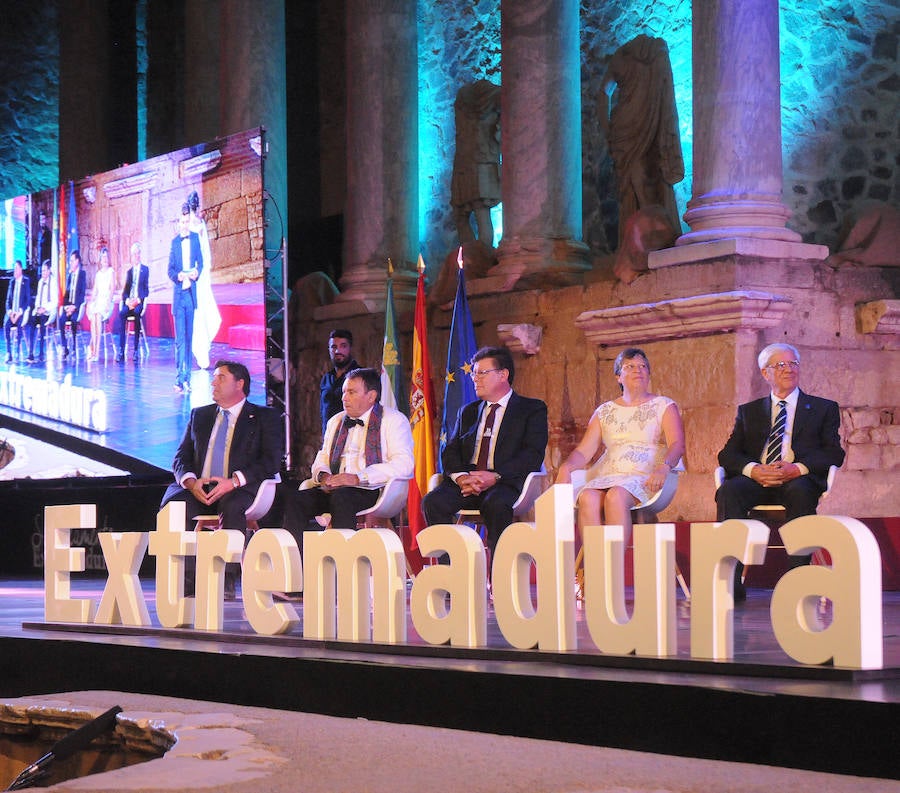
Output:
[187, 190, 221, 369]
[555, 347, 685, 548]
[86, 247, 115, 361]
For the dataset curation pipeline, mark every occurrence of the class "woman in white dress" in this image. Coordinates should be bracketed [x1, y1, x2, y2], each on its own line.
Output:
[86, 246, 114, 361]
[187, 190, 221, 369]
[555, 347, 685, 546]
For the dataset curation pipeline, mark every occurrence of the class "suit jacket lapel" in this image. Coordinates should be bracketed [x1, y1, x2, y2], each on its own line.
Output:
[792, 390, 811, 440]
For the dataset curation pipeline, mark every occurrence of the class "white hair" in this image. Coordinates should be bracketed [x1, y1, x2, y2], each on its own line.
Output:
[758, 342, 800, 370]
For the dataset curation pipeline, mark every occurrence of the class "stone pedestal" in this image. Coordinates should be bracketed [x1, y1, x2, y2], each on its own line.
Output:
[486, 0, 590, 292]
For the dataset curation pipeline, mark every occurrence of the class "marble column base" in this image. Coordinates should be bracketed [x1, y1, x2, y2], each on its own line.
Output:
[314, 263, 418, 320]
[469, 237, 590, 296]
[649, 237, 829, 269]
[678, 197, 801, 246]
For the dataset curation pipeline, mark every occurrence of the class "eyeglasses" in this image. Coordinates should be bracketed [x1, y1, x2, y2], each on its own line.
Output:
[620, 362, 649, 373]
[765, 360, 800, 372]
[470, 368, 502, 379]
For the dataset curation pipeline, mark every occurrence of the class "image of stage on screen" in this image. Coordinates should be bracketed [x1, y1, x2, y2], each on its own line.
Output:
[0, 127, 271, 476]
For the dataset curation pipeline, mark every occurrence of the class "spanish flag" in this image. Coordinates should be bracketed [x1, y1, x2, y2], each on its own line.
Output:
[406, 255, 436, 572]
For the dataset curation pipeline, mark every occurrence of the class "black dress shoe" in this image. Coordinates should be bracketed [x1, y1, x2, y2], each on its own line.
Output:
[115, 353, 124, 363]
[4, 355, 11, 364]
[133, 352, 139, 362]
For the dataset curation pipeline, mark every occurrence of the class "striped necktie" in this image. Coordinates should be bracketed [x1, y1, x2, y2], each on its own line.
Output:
[764, 400, 787, 465]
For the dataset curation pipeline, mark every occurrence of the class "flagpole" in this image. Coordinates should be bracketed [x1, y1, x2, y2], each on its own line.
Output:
[406, 254, 436, 575]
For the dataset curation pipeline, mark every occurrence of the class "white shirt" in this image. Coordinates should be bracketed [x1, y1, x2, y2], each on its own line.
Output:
[470, 388, 513, 470]
[35, 278, 56, 315]
[743, 388, 809, 477]
[312, 405, 414, 488]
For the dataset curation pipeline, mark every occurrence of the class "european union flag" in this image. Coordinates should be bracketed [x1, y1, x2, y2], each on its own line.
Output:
[439, 263, 477, 469]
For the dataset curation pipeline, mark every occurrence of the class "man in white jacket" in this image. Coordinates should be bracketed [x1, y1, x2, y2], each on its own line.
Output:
[282, 367, 413, 532]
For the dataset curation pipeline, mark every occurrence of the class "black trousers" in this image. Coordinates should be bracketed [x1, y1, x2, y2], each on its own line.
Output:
[281, 484, 380, 538]
[716, 474, 823, 578]
[422, 479, 521, 555]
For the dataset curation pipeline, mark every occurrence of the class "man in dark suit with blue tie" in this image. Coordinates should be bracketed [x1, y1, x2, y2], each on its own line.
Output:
[116, 241, 150, 362]
[717, 342, 845, 598]
[168, 204, 203, 392]
[424, 345, 548, 556]
[160, 360, 284, 597]
[4, 260, 31, 363]
[161, 360, 284, 529]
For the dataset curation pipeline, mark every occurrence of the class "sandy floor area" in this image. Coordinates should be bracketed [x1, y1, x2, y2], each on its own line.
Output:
[0, 691, 897, 793]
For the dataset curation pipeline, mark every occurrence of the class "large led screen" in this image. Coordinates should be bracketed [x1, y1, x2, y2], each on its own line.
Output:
[0, 127, 270, 477]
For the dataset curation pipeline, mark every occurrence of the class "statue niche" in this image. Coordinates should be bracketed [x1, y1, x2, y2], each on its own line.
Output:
[451, 79, 502, 247]
[600, 35, 684, 265]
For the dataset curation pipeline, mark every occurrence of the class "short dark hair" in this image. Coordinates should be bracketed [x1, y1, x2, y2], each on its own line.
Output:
[214, 360, 251, 396]
[347, 367, 381, 401]
[472, 346, 515, 385]
[70, 249, 81, 265]
[613, 347, 650, 377]
[181, 201, 191, 216]
[329, 328, 353, 345]
[187, 190, 200, 212]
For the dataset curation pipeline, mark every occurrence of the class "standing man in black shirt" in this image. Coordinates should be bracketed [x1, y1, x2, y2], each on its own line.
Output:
[320, 329, 360, 435]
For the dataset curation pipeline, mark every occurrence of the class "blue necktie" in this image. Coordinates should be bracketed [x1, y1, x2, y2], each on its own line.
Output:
[210, 409, 230, 477]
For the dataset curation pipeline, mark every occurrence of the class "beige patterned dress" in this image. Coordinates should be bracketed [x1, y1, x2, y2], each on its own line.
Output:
[582, 395, 675, 504]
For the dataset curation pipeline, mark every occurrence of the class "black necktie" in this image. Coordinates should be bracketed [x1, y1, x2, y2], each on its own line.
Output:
[764, 400, 787, 465]
[475, 403, 498, 471]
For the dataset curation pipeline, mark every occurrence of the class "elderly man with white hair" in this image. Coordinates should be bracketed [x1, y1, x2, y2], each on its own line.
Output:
[716, 342, 845, 599]
[117, 241, 150, 362]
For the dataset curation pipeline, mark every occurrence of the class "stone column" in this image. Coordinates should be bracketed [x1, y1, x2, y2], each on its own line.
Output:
[332, 0, 418, 316]
[181, 0, 288, 291]
[677, 0, 798, 245]
[478, 0, 589, 295]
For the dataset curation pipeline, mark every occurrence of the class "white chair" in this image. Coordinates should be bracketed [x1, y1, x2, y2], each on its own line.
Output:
[298, 475, 411, 529]
[6, 307, 30, 362]
[122, 311, 150, 357]
[56, 302, 86, 357]
[427, 467, 549, 530]
[244, 474, 282, 531]
[572, 461, 690, 600]
[355, 476, 411, 528]
[714, 464, 838, 579]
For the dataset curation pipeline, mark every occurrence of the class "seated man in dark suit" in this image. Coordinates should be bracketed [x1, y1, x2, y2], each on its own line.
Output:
[717, 342, 845, 598]
[160, 360, 284, 597]
[4, 260, 31, 363]
[424, 345, 548, 557]
[116, 241, 150, 362]
[57, 250, 87, 360]
[282, 366, 414, 534]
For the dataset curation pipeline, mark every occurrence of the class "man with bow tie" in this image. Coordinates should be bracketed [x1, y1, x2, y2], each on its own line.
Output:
[282, 367, 414, 533]
[26, 260, 56, 363]
[717, 342, 845, 598]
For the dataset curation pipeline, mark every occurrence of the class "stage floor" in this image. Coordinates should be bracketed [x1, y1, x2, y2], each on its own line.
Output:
[1, 576, 899, 778]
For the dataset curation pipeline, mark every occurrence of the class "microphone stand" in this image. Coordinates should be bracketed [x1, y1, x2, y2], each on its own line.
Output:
[5, 705, 122, 790]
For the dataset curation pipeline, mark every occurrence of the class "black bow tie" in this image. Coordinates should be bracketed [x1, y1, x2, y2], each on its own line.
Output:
[343, 416, 364, 428]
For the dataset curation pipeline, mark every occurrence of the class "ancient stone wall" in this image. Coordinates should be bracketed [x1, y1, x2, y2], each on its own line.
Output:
[0, 4, 59, 198]
[782, 1, 899, 246]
